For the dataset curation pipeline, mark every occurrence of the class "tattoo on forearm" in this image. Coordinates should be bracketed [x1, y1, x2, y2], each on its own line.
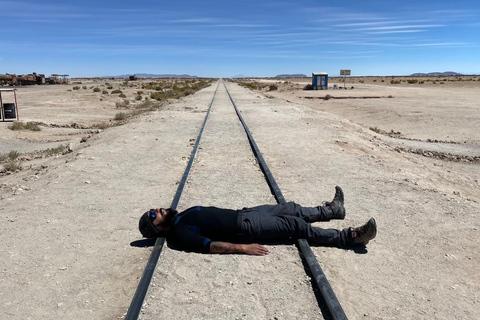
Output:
[210, 242, 242, 253]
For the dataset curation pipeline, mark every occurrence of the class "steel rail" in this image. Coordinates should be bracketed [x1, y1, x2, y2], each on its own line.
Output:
[223, 80, 348, 320]
[125, 83, 219, 320]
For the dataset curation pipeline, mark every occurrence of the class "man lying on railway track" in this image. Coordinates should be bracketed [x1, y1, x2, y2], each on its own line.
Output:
[138, 186, 376, 255]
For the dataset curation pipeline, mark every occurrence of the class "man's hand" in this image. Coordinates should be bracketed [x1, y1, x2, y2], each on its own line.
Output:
[209, 242, 269, 255]
[242, 243, 269, 256]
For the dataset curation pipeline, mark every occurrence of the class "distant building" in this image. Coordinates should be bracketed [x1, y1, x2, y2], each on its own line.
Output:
[312, 72, 328, 90]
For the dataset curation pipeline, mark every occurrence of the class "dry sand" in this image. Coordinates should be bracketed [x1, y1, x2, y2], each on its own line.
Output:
[1, 79, 479, 319]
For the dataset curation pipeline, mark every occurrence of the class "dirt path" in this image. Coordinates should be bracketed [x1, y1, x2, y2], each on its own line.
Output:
[140, 84, 321, 319]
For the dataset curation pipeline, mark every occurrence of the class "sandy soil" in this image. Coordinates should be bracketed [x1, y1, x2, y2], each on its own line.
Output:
[1, 79, 479, 319]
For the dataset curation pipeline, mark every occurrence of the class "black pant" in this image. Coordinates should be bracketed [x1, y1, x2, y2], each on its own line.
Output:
[237, 202, 350, 248]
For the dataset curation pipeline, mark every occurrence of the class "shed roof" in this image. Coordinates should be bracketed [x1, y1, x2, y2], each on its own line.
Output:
[0, 88, 17, 92]
[312, 72, 328, 75]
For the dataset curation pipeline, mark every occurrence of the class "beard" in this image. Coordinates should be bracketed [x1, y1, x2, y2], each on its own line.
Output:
[159, 208, 178, 230]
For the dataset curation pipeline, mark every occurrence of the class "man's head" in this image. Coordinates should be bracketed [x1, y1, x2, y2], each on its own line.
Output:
[139, 207, 178, 238]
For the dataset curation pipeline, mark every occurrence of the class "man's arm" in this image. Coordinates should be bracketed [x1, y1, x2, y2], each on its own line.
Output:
[209, 241, 269, 256]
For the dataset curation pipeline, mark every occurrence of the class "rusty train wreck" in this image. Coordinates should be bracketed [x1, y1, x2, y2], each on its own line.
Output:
[0, 72, 69, 86]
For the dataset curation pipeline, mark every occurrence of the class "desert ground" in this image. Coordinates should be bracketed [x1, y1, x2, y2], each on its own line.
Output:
[1, 78, 479, 319]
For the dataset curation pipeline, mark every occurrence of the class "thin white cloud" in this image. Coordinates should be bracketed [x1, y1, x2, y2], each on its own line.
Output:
[301, 6, 386, 22]
[335, 20, 431, 27]
[107, 8, 151, 13]
[358, 24, 444, 31]
[169, 18, 220, 23]
[410, 42, 470, 47]
[312, 13, 387, 22]
[2, 12, 91, 19]
[366, 30, 427, 34]
[209, 24, 274, 28]
[0, 1, 87, 18]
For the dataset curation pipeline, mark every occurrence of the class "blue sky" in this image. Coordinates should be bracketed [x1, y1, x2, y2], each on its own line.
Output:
[1, 0, 479, 77]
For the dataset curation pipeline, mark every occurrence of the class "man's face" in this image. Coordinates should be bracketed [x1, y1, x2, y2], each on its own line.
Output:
[150, 208, 177, 231]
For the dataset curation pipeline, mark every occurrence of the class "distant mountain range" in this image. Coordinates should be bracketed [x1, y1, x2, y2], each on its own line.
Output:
[410, 72, 463, 76]
[106, 73, 198, 78]
[232, 73, 308, 78]
[275, 74, 307, 78]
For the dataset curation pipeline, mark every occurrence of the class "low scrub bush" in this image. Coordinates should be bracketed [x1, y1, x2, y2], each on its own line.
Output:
[238, 81, 267, 91]
[45, 144, 69, 157]
[115, 99, 130, 109]
[8, 122, 41, 131]
[73, 86, 80, 90]
[8, 150, 21, 160]
[150, 91, 166, 100]
[119, 93, 127, 98]
[111, 89, 122, 94]
[181, 89, 195, 97]
[8, 122, 24, 131]
[102, 90, 109, 94]
[136, 100, 162, 111]
[93, 87, 101, 92]
[3, 161, 21, 172]
[25, 122, 41, 131]
[114, 112, 127, 121]
[0, 150, 20, 162]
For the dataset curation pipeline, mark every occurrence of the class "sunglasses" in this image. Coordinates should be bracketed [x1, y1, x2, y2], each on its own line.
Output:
[149, 209, 157, 221]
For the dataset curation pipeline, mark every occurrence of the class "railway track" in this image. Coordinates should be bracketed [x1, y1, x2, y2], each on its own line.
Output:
[125, 80, 347, 320]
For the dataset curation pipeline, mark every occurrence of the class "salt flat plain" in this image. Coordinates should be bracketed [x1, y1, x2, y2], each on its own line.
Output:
[1, 79, 479, 319]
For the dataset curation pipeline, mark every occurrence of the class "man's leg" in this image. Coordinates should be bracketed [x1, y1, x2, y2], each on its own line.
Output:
[242, 201, 341, 222]
[238, 211, 351, 248]
[241, 186, 345, 221]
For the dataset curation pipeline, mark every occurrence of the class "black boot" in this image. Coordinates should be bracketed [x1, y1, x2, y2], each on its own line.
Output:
[320, 186, 346, 220]
[349, 218, 377, 245]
